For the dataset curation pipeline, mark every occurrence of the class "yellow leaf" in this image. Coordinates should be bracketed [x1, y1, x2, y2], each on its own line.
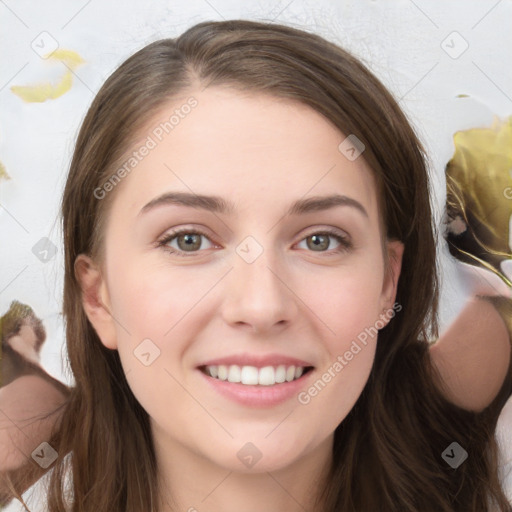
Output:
[10, 49, 85, 103]
[11, 70, 73, 103]
[48, 49, 85, 70]
[0, 161, 10, 181]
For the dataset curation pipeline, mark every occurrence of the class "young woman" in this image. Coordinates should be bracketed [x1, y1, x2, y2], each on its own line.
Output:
[2, 19, 511, 511]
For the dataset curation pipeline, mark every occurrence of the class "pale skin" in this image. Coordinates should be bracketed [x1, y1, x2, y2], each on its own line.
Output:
[76, 87, 403, 511]
[1, 87, 510, 506]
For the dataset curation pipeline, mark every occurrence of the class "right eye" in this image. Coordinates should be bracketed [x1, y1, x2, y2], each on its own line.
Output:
[157, 228, 217, 257]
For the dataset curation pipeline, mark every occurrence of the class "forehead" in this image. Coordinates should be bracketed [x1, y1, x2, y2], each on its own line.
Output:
[106, 87, 380, 224]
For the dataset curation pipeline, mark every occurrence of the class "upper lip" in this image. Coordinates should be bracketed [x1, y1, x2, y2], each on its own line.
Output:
[198, 353, 315, 368]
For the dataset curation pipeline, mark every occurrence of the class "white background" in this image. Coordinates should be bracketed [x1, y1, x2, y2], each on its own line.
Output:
[1, 0, 511, 509]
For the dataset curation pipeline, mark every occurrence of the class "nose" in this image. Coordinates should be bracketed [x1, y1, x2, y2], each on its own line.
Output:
[220, 245, 298, 334]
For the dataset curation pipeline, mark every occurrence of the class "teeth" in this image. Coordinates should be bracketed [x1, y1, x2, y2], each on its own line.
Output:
[275, 365, 286, 383]
[227, 365, 241, 383]
[204, 364, 308, 385]
[218, 365, 228, 380]
[258, 366, 275, 386]
[240, 366, 259, 385]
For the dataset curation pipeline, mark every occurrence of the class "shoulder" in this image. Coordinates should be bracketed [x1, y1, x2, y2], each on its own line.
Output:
[0, 374, 68, 413]
[0, 374, 68, 471]
[430, 296, 511, 411]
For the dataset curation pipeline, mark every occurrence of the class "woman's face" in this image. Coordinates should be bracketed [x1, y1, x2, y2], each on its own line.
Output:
[79, 87, 403, 474]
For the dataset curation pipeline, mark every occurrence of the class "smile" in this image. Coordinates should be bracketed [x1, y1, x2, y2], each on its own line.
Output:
[200, 364, 313, 386]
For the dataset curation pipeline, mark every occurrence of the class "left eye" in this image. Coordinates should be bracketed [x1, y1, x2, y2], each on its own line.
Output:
[157, 228, 351, 257]
[296, 231, 351, 253]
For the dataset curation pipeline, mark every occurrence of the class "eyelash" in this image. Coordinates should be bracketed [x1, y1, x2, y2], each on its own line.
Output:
[156, 227, 352, 258]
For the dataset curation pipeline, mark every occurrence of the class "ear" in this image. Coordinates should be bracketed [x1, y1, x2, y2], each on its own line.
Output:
[74, 254, 118, 350]
[379, 240, 404, 319]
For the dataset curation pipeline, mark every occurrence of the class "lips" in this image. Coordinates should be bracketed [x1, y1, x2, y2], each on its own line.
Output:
[197, 359, 316, 407]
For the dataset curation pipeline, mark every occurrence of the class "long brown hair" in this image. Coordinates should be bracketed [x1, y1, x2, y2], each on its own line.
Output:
[7, 19, 512, 511]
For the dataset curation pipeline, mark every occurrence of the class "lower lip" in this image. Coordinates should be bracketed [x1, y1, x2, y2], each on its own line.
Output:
[197, 369, 313, 407]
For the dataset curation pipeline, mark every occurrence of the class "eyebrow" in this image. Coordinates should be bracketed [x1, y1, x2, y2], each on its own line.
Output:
[139, 191, 368, 218]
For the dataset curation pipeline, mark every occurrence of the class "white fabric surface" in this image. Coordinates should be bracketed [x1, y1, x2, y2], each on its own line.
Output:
[497, 394, 512, 505]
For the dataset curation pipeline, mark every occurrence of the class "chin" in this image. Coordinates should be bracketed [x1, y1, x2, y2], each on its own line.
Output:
[200, 434, 316, 474]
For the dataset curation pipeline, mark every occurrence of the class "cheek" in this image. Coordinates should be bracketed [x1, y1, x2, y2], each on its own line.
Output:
[105, 260, 200, 420]
[293, 258, 382, 414]
[296, 270, 380, 430]
[297, 341, 376, 446]
[299, 260, 384, 342]
[106, 255, 202, 337]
